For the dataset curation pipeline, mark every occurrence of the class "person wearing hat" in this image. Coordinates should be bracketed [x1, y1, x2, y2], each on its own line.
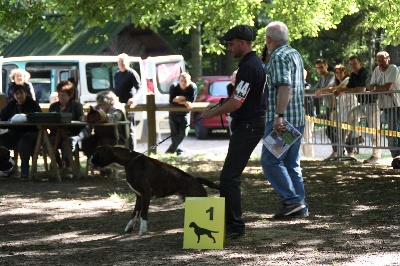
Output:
[260, 21, 309, 219]
[202, 24, 268, 240]
[0, 85, 42, 178]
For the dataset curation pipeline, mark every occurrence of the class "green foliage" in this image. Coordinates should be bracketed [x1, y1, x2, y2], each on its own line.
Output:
[264, 0, 359, 40]
[1, 0, 400, 76]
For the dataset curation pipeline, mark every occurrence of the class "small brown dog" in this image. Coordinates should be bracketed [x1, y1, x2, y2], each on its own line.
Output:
[89, 145, 220, 236]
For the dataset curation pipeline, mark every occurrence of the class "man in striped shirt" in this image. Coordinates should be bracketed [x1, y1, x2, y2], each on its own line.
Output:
[261, 21, 308, 219]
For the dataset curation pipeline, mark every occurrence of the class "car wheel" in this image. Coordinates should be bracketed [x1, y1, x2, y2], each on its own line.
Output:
[195, 114, 209, 139]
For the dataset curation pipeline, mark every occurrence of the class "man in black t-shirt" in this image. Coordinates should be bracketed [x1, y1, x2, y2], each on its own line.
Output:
[113, 53, 142, 150]
[202, 25, 268, 240]
[334, 55, 381, 162]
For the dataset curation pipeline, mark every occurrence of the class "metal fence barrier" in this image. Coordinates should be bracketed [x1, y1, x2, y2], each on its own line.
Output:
[302, 91, 400, 161]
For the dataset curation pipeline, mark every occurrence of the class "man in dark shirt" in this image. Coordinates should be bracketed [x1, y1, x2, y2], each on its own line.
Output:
[334, 55, 380, 162]
[202, 25, 268, 240]
[113, 53, 142, 150]
[165, 72, 197, 155]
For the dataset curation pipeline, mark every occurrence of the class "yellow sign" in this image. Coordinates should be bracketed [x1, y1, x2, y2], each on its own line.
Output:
[183, 197, 225, 250]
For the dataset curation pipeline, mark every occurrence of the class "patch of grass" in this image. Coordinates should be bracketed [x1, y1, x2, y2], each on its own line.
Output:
[108, 192, 136, 203]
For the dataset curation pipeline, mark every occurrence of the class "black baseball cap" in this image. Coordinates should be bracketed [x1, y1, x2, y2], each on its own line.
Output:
[222, 25, 253, 42]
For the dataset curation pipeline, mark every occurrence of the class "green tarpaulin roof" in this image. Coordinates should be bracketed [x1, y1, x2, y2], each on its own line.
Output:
[1, 16, 175, 58]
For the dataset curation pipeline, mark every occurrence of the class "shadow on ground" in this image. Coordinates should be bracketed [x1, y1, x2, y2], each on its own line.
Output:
[1, 158, 399, 265]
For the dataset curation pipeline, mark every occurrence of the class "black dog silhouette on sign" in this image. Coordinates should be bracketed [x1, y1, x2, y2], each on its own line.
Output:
[189, 222, 219, 243]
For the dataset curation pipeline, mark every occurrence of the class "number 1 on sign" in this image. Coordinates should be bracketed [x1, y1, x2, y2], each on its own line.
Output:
[206, 207, 214, 220]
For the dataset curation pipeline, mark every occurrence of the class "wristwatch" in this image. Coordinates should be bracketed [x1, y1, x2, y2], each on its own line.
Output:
[274, 113, 284, 118]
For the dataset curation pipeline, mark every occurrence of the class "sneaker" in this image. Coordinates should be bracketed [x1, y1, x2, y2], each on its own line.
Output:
[226, 231, 245, 240]
[363, 156, 380, 164]
[273, 203, 306, 219]
[176, 149, 183, 156]
[294, 207, 309, 218]
[165, 149, 174, 154]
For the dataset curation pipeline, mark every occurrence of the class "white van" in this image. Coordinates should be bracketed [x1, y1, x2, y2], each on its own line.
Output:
[0, 55, 186, 141]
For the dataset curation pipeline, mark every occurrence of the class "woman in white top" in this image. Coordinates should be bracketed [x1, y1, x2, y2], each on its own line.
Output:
[316, 65, 357, 158]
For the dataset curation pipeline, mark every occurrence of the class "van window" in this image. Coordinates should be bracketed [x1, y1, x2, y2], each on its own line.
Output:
[25, 62, 78, 103]
[30, 71, 52, 103]
[86, 62, 141, 93]
[209, 81, 230, 96]
[156, 62, 182, 94]
[86, 63, 113, 92]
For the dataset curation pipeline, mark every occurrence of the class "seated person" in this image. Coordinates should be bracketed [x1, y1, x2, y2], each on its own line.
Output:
[0, 85, 42, 178]
[48, 81, 84, 167]
[72, 90, 127, 160]
[7, 68, 36, 102]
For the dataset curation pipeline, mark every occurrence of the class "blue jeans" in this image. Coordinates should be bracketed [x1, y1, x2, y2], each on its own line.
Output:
[220, 116, 265, 234]
[383, 107, 400, 158]
[261, 120, 307, 207]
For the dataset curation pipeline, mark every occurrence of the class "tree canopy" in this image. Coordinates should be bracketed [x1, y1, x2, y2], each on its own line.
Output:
[1, 0, 400, 53]
[1, 0, 400, 79]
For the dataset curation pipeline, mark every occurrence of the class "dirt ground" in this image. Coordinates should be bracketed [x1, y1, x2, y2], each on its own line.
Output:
[1, 153, 400, 266]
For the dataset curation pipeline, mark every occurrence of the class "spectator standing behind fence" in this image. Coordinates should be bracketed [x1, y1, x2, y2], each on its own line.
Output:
[312, 59, 335, 118]
[48, 81, 84, 168]
[0, 85, 42, 178]
[7, 68, 36, 103]
[113, 53, 142, 151]
[335, 55, 381, 163]
[165, 72, 197, 156]
[302, 69, 314, 158]
[202, 25, 267, 239]
[316, 64, 357, 158]
[261, 21, 308, 219]
[370, 51, 400, 164]
[226, 69, 237, 135]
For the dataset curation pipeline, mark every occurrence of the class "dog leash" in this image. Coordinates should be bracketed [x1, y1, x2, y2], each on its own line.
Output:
[131, 98, 227, 160]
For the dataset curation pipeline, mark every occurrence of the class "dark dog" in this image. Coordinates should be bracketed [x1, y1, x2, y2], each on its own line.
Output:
[189, 222, 218, 243]
[0, 146, 15, 177]
[89, 145, 220, 236]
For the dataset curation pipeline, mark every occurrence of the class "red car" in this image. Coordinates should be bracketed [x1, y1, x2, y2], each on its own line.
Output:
[191, 76, 231, 139]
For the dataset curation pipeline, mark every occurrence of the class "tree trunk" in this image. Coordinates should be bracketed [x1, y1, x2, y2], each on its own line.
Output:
[387, 45, 400, 66]
[220, 50, 235, 76]
[190, 22, 202, 79]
